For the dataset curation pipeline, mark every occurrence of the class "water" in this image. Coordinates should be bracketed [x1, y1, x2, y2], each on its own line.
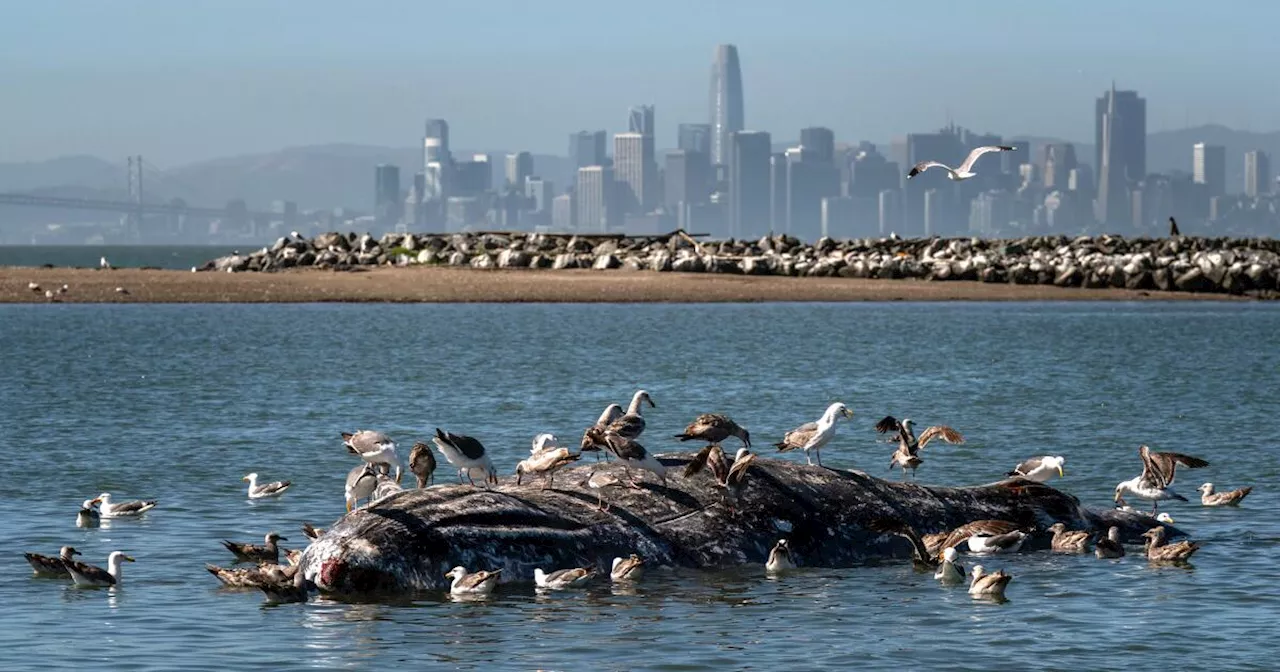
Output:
[0, 245, 235, 270]
[1, 302, 1276, 670]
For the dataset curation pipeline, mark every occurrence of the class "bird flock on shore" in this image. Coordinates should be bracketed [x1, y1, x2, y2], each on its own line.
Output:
[25, 389, 1253, 603]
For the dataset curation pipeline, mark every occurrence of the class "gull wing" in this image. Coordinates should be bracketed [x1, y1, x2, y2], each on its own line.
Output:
[957, 145, 1014, 173]
[917, 425, 965, 450]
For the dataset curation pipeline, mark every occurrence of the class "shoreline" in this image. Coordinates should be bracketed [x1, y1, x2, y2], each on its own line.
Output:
[0, 267, 1260, 303]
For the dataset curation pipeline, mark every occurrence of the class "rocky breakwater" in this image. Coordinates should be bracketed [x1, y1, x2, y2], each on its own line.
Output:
[202, 230, 1280, 296]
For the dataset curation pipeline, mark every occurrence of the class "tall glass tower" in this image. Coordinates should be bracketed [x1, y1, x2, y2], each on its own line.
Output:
[709, 44, 744, 166]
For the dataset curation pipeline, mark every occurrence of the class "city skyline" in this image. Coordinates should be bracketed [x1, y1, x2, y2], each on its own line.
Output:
[4, 1, 1280, 166]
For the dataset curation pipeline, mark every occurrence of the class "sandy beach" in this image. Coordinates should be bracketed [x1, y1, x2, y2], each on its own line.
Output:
[0, 266, 1251, 303]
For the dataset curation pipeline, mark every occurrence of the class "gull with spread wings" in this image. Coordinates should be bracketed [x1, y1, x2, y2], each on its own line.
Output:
[1114, 445, 1209, 513]
[907, 145, 1016, 181]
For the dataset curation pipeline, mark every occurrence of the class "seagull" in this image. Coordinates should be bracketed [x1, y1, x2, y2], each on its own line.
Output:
[100, 256, 112, 270]
[717, 447, 756, 513]
[928, 519, 1024, 559]
[444, 566, 502, 595]
[967, 530, 1030, 555]
[243, 472, 291, 499]
[1142, 526, 1200, 563]
[1007, 456, 1066, 483]
[290, 230, 305, 242]
[684, 443, 729, 480]
[431, 428, 497, 486]
[907, 145, 1016, 181]
[76, 497, 102, 528]
[58, 284, 68, 294]
[1095, 526, 1125, 559]
[408, 441, 437, 488]
[874, 416, 965, 479]
[345, 463, 379, 512]
[44, 289, 57, 302]
[766, 539, 796, 573]
[24, 546, 81, 578]
[581, 471, 624, 511]
[1046, 522, 1092, 553]
[300, 522, 325, 541]
[515, 446, 581, 489]
[530, 432, 561, 455]
[868, 517, 936, 572]
[206, 561, 296, 588]
[115, 287, 129, 295]
[935, 547, 965, 583]
[27, 281, 40, 292]
[607, 390, 655, 439]
[774, 402, 854, 466]
[258, 569, 311, 603]
[610, 554, 645, 582]
[96, 492, 157, 518]
[222, 532, 286, 565]
[582, 426, 666, 488]
[581, 404, 624, 462]
[967, 565, 1012, 598]
[534, 566, 596, 590]
[341, 430, 404, 484]
[65, 551, 134, 587]
[1169, 216, 1181, 237]
[1197, 483, 1252, 507]
[1114, 445, 1209, 513]
[674, 413, 750, 449]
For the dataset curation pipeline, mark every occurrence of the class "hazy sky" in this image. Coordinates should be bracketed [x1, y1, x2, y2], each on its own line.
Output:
[3, 0, 1278, 166]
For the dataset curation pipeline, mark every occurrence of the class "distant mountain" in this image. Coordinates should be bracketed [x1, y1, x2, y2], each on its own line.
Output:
[3, 125, 1277, 211]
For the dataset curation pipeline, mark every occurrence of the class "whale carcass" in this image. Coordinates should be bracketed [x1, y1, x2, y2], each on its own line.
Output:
[298, 453, 1180, 594]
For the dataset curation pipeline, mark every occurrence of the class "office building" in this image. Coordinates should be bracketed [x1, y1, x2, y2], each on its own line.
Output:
[1193, 143, 1226, 197]
[374, 164, 402, 229]
[569, 131, 608, 169]
[1245, 150, 1271, 198]
[709, 44, 745, 165]
[799, 127, 836, 165]
[665, 150, 710, 211]
[769, 153, 788, 233]
[576, 165, 617, 232]
[505, 151, 534, 191]
[552, 193, 575, 230]
[454, 154, 491, 197]
[526, 176, 554, 214]
[785, 146, 841, 240]
[614, 132, 655, 214]
[629, 105, 655, 137]
[678, 123, 712, 155]
[1094, 84, 1146, 225]
[728, 130, 771, 238]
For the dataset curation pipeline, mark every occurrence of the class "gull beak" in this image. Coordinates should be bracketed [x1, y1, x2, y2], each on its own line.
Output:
[242, 476, 249, 482]
[843, 409, 854, 419]
[72, 549, 82, 556]
[278, 537, 288, 542]
[346, 499, 353, 513]
[1164, 515, 1176, 524]
[1057, 466, 1064, 478]
[124, 556, 136, 562]
[90, 498, 102, 505]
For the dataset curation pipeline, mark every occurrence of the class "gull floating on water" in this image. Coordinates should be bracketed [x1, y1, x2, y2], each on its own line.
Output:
[76, 497, 102, 528]
[222, 532, 286, 565]
[766, 539, 796, 573]
[608, 390, 655, 440]
[874, 416, 965, 479]
[582, 426, 667, 488]
[445, 566, 502, 595]
[611, 554, 645, 582]
[907, 145, 1016, 181]
[928, 519, 1023, 558]
[345, 463, 379, 512]
[97, 492, 156, 518]
[243, 472, 291, 499]
[258, 569, 310, 603]
[432, 428, 497, 486]
[581, 404, 623, 462]
[935, 547, 965, 583]
[1007, 455, 1066, 483]
[868, 517, 936, 571]
[1142, 526, 1200, 563]
[967, 564, 1012, 598]
[1197, 482, 1252, 507]
[24, 546, 80, 578]
[1114, 445, 1209, 513]
[775, 402, 854, 466]
[1115, 507, 1175, 524]
[1095, 526, 1125, 559]
[342, 430, 404, 484]
[206, 560, 296, 588]
[408, 441, 437, 488]
[516, 445, 581, 489]
[1046, 522, 1092, 553]
[65, 551, 134, 587]
[534, 566, 596, 590]
[674, 413, 750, 449]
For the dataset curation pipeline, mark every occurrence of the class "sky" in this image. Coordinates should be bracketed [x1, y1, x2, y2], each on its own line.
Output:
[2, 0, 1278, 167]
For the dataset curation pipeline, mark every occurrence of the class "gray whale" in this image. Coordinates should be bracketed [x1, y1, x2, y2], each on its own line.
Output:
[298, 453, 1179, 594]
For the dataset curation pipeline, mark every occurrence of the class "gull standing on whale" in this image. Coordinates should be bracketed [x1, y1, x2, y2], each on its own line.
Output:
[1007, 456, 1066, 483]
[341, 430, 404, 484]
[408, 441, 437, 488]
[774, 402, 853, 466]
[674, 413, 751, 449]
[345, 463, 379, 512]
[874, 416, 965, 479]
[581, 404, 624, 461]
[1114, 445, 1209, 513]
[608, 390, 655, 439]
[582, 426, 667, 488]
[432, 428, 498, 486]
[907, 145, 1017, 181]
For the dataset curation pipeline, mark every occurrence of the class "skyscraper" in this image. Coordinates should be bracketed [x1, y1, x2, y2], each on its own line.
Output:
[678, 123, 712, 155]
[799, 127, 836, 165]
[576, 165, 617, 232]
[614, 133, 655, 214]
[709, 44, 744, 166]
[665, 150, 710, 212]
[374, 164, 402, 230]
[1193, 143, 1226, 197]
[728, 130, 771, 238]
[569, 131, 607, 169]
[1245, 150, 1271, 198]
[423, 119, 450, 164]
[785, 146, 841, 241]
[629, 105, 655, 137]
[423, 118, 452, 204]
[505, 151, 534, 191]
[1093, 85, 1146, 186]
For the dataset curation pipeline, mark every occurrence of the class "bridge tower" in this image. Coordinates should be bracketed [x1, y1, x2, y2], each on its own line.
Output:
[126, 155, 144, 239]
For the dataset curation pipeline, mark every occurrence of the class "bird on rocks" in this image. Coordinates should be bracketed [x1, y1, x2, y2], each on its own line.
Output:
[243, 472, 291, 499]
[1114, 445, 1209, 513]
[431, 428, 497, 486]
[766, 539, 796, 573]
[1197, 483, 1252, 507]
[775, 402, 854, 466]
[875, 416, 965, 479]
[1046, 522, 1092, 553]
[674, 413, 750, 449]
[968, 565, 1012, 598]
[1095, 526, 1125, 559]
[222, 532, 286, 565]
[24, 546, 81, 578]
[27, 281, 41, 292]
[408, 441, 437, 488]
[582, 426, 666, 488]
[610, 554, 645, 582]
[1007, 456, 1066, 483]
[1142, 526, 1200, 563]
[444, 566, 502, 595]
[907, 145, 1016, 181]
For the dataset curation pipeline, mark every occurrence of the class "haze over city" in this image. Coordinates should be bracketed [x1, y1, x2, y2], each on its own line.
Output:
[3, 0, 1280, 243]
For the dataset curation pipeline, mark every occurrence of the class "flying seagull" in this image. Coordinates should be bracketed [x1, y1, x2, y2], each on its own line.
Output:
[907, 145, 1016, 181]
